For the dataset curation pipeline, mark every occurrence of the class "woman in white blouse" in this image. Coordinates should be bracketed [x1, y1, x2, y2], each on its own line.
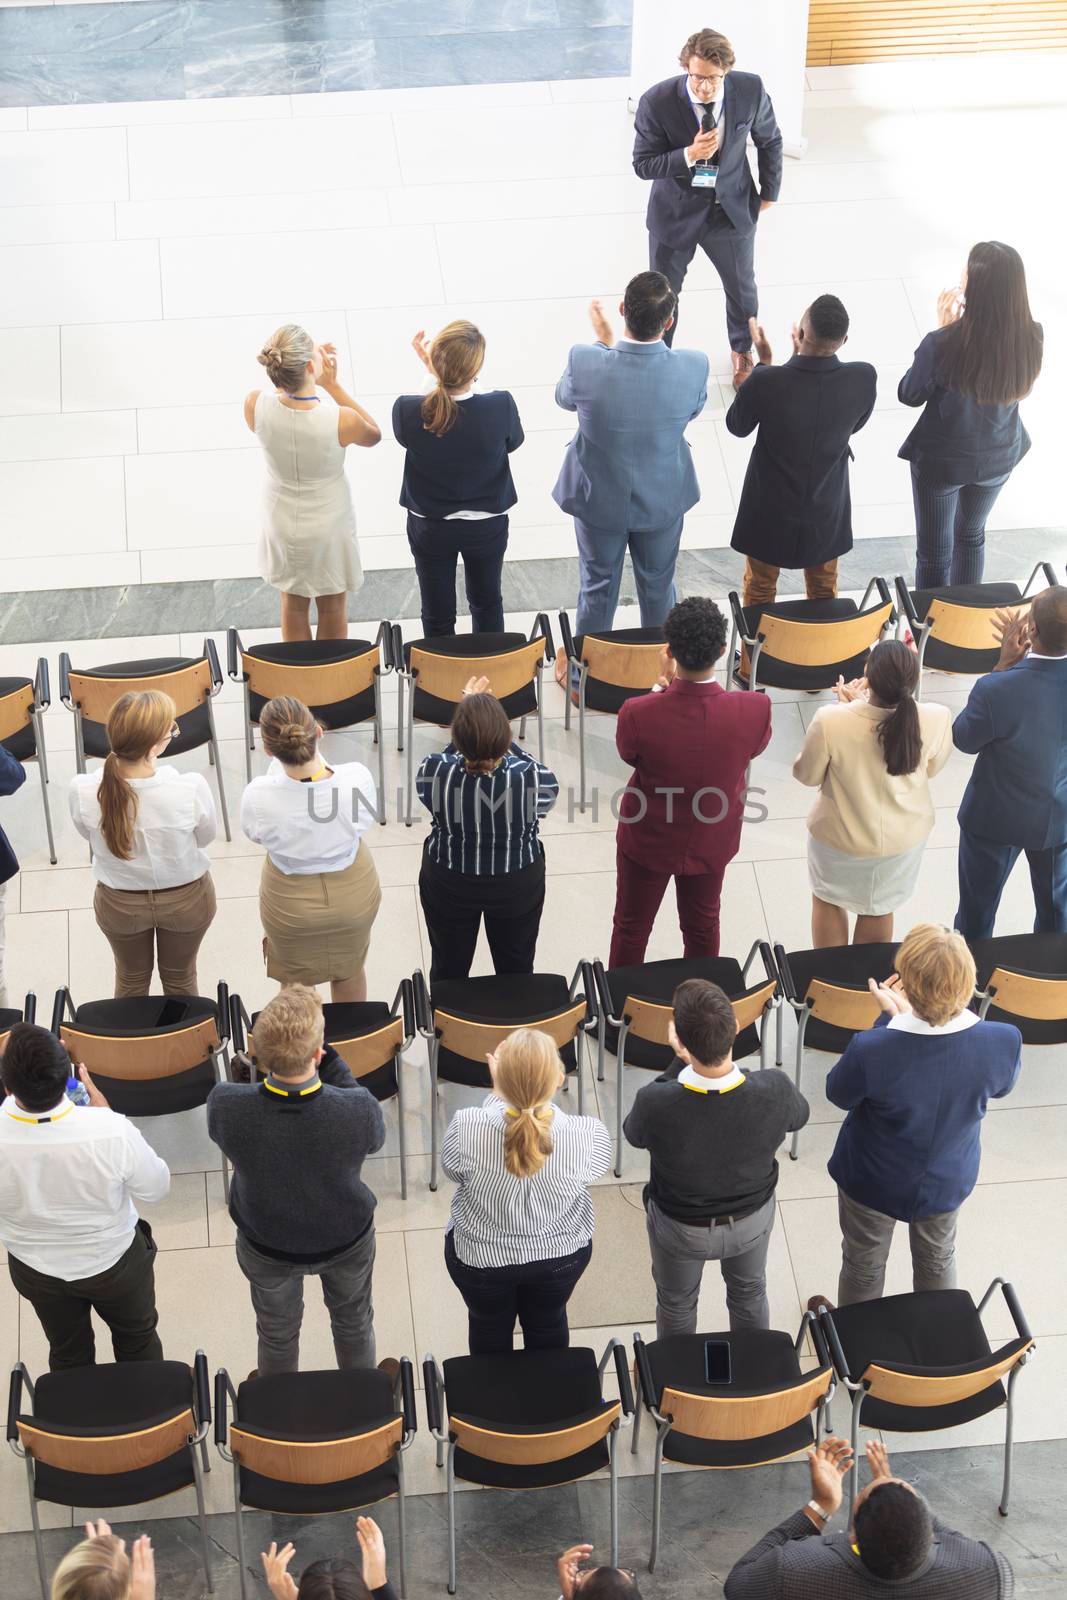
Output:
[240, 696, 380, 1001]
[441, 1028, 612, 1354]
[68, 691, 218, 997]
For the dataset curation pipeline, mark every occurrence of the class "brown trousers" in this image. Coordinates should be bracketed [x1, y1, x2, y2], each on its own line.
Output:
[94, 872, 217, 998]
[739, 557, 839, 677]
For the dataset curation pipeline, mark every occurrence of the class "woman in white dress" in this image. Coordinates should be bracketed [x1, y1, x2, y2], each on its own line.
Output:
[245, 324, 381, 642]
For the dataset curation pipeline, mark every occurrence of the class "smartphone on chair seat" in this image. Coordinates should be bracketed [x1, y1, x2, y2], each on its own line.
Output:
[704, 1338, 732, 1385]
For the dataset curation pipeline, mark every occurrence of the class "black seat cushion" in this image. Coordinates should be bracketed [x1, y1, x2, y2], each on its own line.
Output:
[243, 639, 377, 730]
[72, 995, 220, 1116]
[235, 1369, 399, 1514]
[826, 1290, 1007, 1432]
[405, 633, 538, 724]
[74, 659, 212, 760]
[322, 1000, 400, 1101]
[971, 932, 1067, 1044]
[431, 973, 578, 1084]
[781, 942, 899, 1053]
[741, 598, 876, 690]
[0, 675, 38, 761]
[909, 583, 1023, 675]
[444, 1348, 610, 1489]
[573, 627, 663, 715]
[602, 957, 761, 1069]
[0, 1007, 21, 1035]
[29, 1361, 195, 1507]
[642, 1329, 817, 1464]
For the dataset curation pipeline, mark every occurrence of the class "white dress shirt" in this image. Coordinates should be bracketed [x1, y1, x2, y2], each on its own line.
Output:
[0, 1095, 170, 1279]
[69, 767, 217, 890]
[887, 1009, 979, 1036]
[677, 1062, 746, 1093]
[241, 757, 377, 874]
[684, 87, 724, 167]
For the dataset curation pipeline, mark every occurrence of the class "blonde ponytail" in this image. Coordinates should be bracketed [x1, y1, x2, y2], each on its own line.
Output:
[97, 691, 176, 860]
[495, 1029, 561, 1178]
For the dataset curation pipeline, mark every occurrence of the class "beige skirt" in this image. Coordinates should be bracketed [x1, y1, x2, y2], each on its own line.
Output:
[260, 845, 381, 985]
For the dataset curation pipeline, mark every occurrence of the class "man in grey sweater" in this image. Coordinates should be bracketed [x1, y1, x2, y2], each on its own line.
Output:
[208, 985, 385, 1375]
[725, 1436, 1013, 1598]
[623, 978, 808, 1334]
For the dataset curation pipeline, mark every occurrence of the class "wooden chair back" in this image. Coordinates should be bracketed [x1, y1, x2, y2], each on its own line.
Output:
[60, 1016, 221, 1081]
[0, 682, 33, 742]
[660, 1368, 831, 1441]
[410, 639, 544, 705]
[68, 659, 212, 723]
[731, 978, 777, 1033]
[862, 1342, 1034, 1409]
[242, 647, 378, 705]
[230, 1416, 402, 1485]
[622, 980, 775, 1044]
[435, 1001, 586, 1062]
[805, 979, 881, 1032]
[450, 1403, 620, 1466]
[330, 1017, 404, 1079]
[756, 602, 893, 668]
[925, 597, 1028, 650]
[19, 1409, 195, 1474]
[579, 637, 663, 690]
[985, 966, 1067, 1021]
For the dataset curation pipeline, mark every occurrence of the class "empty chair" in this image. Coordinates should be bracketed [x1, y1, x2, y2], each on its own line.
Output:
[424, 1342, 633, 1593]
[632, 1314, 834, 1570]
[215, 1359, 417, 1599]
[727, 578, 895, 695]
[773, 941, 897, 1159]
[8, 1351, 213, 1600]
[816, 1279, 1035, 1515]
[594, 942, 780, 1175]
[227, 623, 391, 797]
[414, 964, 596, 1190]
[558, 612, 664, 810]
[895, 561, 1057, 693]
[60, 641, 231, 839]
[972, 931, 1067, 1044]
[0, 660, 56, 865]
[392, 617, 553, 824]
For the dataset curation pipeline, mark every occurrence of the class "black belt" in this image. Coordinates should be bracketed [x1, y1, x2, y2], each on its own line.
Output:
[654, 1197, 764, 1228]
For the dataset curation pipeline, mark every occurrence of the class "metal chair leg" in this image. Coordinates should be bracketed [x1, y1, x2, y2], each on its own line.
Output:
[233, 1470, 249, 1600]
[649, 1428, 666, 1572]
[776, 999, 784, 1066]
[429, 1042, 440, 1192]
[36, 755, 57, 865]
[73, 711, 86, 775]
[631, 1369, 642, 1455]
[396, 671, 405, 753]
[609, 1424, 620, 1565]
[1000, 1362, 1021, 1515]
[614, 1027, 629, 1178]
[577, 670, 587, 812]
[191, 1439, 214, 1592]
[536, 669, 545, 765]
[206, 704, 231, 841]
[396, 1056, 408, 1201]
[597, 1013, 606, 1082]
[242, 682, 253, 784]
[576, 1028, 586, 1115]
[397, 1451, 408, 1597]
[404, 686, 415, 826]
[26, 1459, 47, 1600]
[446, 1439, 458, 1595]
[374, 678, 386, 823]
[847, 1387, 864, 1520]
[759, 1005, 770, 1070]
[789, 1009, 810, 1160]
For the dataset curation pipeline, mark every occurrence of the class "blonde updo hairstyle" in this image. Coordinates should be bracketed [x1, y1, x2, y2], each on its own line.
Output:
[493, 1028, 562, 1179]
[51, 1531, 129, 1600]
[258, 323, 315, 395]
[97, 690, 177, 861]
[259, 696, 320, 768]
[421, 320, 486, 438]
[895, 923, 977, 1028]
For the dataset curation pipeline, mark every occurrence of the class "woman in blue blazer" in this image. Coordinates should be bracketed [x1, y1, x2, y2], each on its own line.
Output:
[809, 923, 1020, 1310]
[898, 240, 1042, 588]
[393, 322, 523, 640]
[0, 740, 26, 1010]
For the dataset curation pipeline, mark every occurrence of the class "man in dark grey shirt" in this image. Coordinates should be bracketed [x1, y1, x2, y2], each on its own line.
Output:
[725, 1436, 1013, 1599]
[623, 978, 807, 1334]
[208, 985, 385, 1375]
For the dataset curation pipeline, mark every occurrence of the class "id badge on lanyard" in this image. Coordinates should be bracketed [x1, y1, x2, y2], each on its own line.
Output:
[691, 162, 717, 190]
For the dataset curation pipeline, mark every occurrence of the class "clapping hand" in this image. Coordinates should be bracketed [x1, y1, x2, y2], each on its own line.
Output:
[128, 1536, 155, 1600]
[357, 1516, 388, 1591]
[462, 674, 491, 696]
[832, 675, 867, 704]
[866, 1440, 893, 1482]
[318, 342, 339, 388]
[411, 329, 434, 371]
[993, 608, 1031, 669]
[868, 972, 911, 1016]
[748, 316, 773, 366]
[261, 1541, 299, 1600]
[558, 1544, 595, 1600]
[588, 299, 614, 347]
[655, 645, 677, 690]
[807, 1436, 855, 1517]
[937, 286, 964, 327]
[77, 1064, 110, 1108]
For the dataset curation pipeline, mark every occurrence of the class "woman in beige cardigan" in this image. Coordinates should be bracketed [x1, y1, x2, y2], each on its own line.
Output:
[793, 639, 953, 946]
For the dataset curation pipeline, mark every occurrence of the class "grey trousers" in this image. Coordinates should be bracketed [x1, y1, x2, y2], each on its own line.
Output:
[837, 1188, 959, 1305]
[236, 1226, 377, 1376]
[645, 1195, 776, 1337]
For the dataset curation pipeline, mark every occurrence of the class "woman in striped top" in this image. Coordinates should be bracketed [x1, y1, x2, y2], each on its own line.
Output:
[441, 1029, 612, 1354]
[416, 681, 559, 981]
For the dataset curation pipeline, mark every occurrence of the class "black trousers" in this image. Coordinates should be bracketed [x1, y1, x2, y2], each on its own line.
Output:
[8, 1220, 162, 1371]
[651, 206, 758, 351]
[419, 851, 545, 982]
[406, 512, 509, 638]
[445, 1230, 592, 1354]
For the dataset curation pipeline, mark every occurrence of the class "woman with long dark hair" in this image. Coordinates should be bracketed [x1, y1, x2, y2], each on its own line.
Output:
[898, 241, 1042, 586]
[792, 641, 953, 946]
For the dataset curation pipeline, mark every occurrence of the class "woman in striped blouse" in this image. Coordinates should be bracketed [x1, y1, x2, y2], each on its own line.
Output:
[441, 1028, 612, 1353]
[416, 680, 559, 981]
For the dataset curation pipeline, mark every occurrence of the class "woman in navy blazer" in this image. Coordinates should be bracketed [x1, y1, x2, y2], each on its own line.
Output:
[393, 321, 523, 640]
[810, 924, 1020, 1311]
[0, 740, 26, 1010]
[898, 241, 1042, 588]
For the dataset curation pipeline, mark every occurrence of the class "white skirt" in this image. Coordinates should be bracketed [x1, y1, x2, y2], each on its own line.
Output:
[807, 834, 926, 916]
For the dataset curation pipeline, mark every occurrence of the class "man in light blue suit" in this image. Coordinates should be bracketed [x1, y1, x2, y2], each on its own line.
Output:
[552, 271, 710, 639]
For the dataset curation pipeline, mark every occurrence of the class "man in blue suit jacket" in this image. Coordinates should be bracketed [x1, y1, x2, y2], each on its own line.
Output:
[0, 740, 26, 1010]
[632, 26, 782, 385]
[552, 272, 709, 640]
[953, 585, 1067, 939]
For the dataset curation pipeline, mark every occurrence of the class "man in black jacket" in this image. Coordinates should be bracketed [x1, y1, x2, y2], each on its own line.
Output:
[208, 984, 385, 1375]
[632, 26, 782, 385]
[624, 979, 808, 1334]
[726, 296, 877, 623]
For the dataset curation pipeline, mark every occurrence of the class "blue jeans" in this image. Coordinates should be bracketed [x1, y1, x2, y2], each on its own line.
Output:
[573, 514, 684, 637]
[406, 512, 508, 637]
[445, 1230, 592, 1354]
[910, 463, 1011, 587]
[955, 828, 1067, 941]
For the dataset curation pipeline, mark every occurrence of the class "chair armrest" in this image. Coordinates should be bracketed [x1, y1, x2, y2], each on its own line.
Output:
[727, 590, 751, 645]
[23, 992, 36, 1025]
[215, 981, 230, 1046]
[375, 619, 394, 670]
[1040, 561, 1059, 591]
[558, 611, 577, 664]
[423, 1356, 444, 1435]
[50, 987, 71, 1036]
[6, 1366, 27, 1442]
[987, 1280, 1032, 1344]
[894, 577, 919, 628]
[874, 576, 894, 621]
[412, 970, 432, 1035]
[591, 960, 617, 1027]
[213, 1371, 229, 1448]
[399, 1357, 417, 1436]
[758, 941, 780, 992]
[612, 1341, 635, 1417]
[391, 625, 407, 676]
[803, 1310, 831, 1369]
[33, 657, 51, 712]
[203, 637, 223, 693]
[772, 945, 798, 1005]
[632, 1333, 655, 1412]
[228, 992, 248, 1054]
[226, 629, 243, 683]
[397, 978, 416, 1047]
[58, 652, 73, 709]
[817, 1309, 852, 1383]
[193, 1350, 211, 1429]
[531, 612, 555, 660]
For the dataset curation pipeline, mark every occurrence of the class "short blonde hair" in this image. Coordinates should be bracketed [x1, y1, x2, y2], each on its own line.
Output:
[52, 1534, 129, 1600]
[896, 924, 976, 1027]
[251, 985, 325, 1078]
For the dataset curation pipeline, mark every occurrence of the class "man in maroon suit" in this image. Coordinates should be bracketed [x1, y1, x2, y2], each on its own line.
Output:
[610, 596, 772, 965]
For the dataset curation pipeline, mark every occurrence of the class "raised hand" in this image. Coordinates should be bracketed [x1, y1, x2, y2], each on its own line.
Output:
[558, 1544, 595, 1600]
[868, 974, 911, 1016]
[357, 1516, 388, 1591]
[260, 1540, 299, 1600]
[866, 1439, 893, 1482]
[462, 674, 491, 696]
[588, 299, 614, 347]
[748, 316, 772, 366]
[411, 330, 434, 371]
[937, 286, 964, 327]
[319, 342, 339, 388]
[807, 1436, 855, 1515]
[128, 1536, 156, 1600]
[992, 608, 1031, 669]
[78, 1064, 110, 1108]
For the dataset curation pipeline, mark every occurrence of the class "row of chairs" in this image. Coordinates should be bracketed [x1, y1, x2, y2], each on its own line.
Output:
[7, 1278, 1033, 1599]
[2, 929, 1062, 1198]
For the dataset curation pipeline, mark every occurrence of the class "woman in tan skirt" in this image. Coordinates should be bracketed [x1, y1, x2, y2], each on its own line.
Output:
[240, 697, 381, 1000]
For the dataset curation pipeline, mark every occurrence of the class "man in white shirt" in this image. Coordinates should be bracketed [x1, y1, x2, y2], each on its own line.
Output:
[0, 1024, 170, 1370]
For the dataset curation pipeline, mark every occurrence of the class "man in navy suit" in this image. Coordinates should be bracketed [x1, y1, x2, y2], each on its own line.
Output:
[953, 586, 1067, 939]
[632, 26, 783, 388]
